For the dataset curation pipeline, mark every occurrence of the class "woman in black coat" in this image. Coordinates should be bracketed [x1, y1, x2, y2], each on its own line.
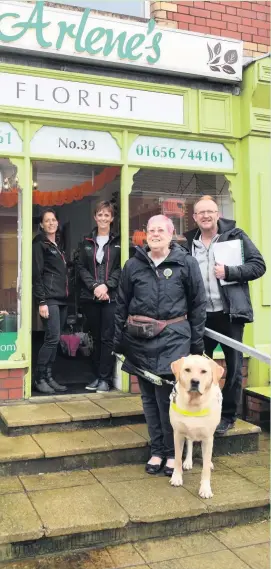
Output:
[32, 208, 68, 394]
[113, 215, 206, 476]
[77, 200, 121, 393]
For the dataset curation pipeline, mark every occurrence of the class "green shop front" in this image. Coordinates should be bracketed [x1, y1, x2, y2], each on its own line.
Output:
[0, 1, 269, 400]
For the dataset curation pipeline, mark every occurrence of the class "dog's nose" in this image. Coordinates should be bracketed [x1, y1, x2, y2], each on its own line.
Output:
[190, 379, 200, 390]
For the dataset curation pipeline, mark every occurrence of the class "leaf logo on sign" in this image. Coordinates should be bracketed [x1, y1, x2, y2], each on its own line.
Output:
[207, 43, 238, 75]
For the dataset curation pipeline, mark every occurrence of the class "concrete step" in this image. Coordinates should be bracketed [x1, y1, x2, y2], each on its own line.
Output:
[1, 519, 269, 569]
[0, 419, 261, 476]
[0, 447, 269, 563]
[0, 394, 145, 436]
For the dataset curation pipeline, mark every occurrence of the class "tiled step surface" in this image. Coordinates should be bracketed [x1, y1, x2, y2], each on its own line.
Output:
[0, 520, 269, 569]
[0, 447, 269, 562]
[0, 419, 261, 476]
[0, 394, 145, 436]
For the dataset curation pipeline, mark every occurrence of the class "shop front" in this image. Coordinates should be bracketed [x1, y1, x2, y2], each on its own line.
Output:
[0, 1, 269, 400]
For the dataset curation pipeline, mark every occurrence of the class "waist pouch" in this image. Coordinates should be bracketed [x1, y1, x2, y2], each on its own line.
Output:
[126, 314, 187, 339]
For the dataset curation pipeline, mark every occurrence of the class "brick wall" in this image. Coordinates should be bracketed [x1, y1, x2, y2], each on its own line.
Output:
[245, 395, 270, 428]
[0, 369, 24, 401]
[130, 357, 249, 394]
[151, 1, 270, 58]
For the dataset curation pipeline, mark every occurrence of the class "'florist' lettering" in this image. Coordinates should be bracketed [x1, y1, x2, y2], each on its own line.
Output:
[0, 1, 162, 64]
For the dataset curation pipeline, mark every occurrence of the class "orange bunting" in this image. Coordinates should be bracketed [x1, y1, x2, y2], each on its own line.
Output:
[132, 230, 146, 247]
[0, 167, 120, 208]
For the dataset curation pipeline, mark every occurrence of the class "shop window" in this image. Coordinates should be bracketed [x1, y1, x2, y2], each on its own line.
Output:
[50, 0, 149, 18]
[129, 170, 233, 249]
[0, 159, 21, 360]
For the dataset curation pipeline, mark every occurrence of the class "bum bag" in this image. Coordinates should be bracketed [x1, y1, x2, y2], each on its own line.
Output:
[126, 314, 187, 339]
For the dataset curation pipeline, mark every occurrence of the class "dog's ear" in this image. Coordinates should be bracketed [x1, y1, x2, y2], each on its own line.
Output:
[211, 360, 224, 385]
[171, 357, 186, 378]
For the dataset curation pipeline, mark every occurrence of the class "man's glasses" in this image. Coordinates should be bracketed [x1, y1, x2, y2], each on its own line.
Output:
[194, 210, 218, 217]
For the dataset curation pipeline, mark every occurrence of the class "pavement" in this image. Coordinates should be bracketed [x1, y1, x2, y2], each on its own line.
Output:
[0, 519, 269, 569]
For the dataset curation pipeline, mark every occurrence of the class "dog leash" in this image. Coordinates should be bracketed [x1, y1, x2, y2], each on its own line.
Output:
[113, 352, 175, 387]
[113, 352, 212, 389]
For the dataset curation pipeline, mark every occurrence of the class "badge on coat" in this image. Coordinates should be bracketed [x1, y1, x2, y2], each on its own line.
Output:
[163, 268, 172, 279]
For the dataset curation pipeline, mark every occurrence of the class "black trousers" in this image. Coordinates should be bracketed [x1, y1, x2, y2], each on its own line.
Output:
[37, 304, 68, 368]
[82, 301, 116, 384]
[138, 376, 174, 459]
[204, 311, 244, 422]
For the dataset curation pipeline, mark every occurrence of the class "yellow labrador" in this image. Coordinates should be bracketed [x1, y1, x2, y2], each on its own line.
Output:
[169, 355, 224, 499]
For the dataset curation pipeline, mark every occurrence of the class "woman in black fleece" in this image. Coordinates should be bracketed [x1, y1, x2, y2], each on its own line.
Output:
[32, 209, 68, 394]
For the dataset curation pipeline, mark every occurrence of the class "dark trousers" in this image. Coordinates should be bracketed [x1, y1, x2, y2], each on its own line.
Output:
[37, 304, 68, 368]
[204, 311, 244, 422]
[138, 376, 174, 459]
[82, 301, 116, 384]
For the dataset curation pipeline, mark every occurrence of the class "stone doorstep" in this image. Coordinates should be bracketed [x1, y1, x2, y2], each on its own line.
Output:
[0, 425, 149, 464]
[0, 420, 262, 472]
[0, 396, 143, 429]
[0, 454, 269, 560]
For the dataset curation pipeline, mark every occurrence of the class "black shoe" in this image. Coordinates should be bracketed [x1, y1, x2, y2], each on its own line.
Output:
[46, 367, 67, 392]
[215, 418, 235, 435]
[34, 367, 55, 395]
[145, 459, 164, 475]
[164, 465, 174, 477]
[85, 378, 99, 392]
[96, 380, 110, 393]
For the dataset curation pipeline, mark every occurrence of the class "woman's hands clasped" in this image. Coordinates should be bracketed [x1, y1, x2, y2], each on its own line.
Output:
[94, 284, 109, 301]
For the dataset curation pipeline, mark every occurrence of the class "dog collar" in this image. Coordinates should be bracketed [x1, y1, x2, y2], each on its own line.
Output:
[170, 401, 210, 417]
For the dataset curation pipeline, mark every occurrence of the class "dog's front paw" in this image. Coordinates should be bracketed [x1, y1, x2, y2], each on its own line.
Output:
[211, 461, 214, 470]
[170, 470, 183, 487]
[183, 457, 193, 470]
[199, 481, 213, 499]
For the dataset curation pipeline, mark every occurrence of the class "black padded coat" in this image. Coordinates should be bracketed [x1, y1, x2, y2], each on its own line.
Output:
[113, 242, 207, 376]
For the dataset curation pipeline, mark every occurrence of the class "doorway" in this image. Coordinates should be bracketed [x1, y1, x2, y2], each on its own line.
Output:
[31, 160, 120, 396]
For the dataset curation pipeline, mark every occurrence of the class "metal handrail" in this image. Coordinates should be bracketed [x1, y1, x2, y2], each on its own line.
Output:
[205, 327, 271, 366]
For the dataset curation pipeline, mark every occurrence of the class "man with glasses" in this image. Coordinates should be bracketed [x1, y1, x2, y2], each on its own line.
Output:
[184, 196, 266, 434]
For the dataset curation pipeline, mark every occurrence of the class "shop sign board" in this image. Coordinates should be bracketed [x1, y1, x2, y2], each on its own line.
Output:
[31, 127, 121, 160]
[128, 136, 234, 170]
[0, 72, 184, 125]
[0, 2, 243, 82]
[0, 122, 23, 153]
[0, 333, 17, 361]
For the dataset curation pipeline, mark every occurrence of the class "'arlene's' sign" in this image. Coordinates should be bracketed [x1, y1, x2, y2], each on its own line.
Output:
[0, 1, 243, 82]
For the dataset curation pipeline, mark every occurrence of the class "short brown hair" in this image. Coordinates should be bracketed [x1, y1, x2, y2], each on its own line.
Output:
[193, 195, 218, 212]
[94, 200, 114, 217]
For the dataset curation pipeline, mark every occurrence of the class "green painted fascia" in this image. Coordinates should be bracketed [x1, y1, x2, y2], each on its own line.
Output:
[2, 105, 194, 136]
[127, 130, 238, 144]
[109, 131, 123, 150]
[126, 162, 236, 175]
[0, 63, 235, 137]
[10, 121, 24, 141]
[0, 63, 189, 96]
[0, 62, 193, 133]
[241, 57, 271, 137]
[252, 84, 271, 110]
[30, 155, 123, 166]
